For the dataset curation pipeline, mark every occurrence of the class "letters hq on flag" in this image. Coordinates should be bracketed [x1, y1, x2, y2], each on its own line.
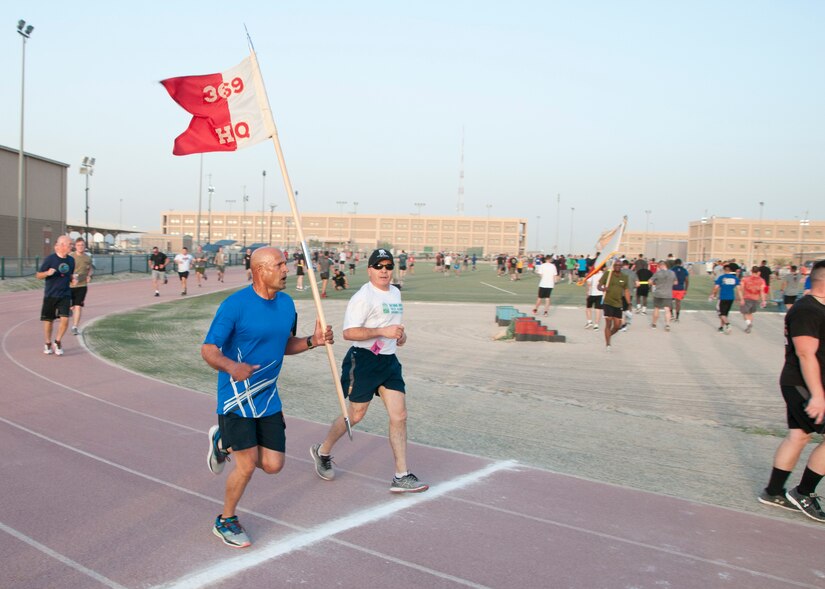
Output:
[161, 57, 272, 155]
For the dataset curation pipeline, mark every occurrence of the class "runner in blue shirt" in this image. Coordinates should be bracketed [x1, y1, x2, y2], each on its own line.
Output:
[202, 247, 333, 548]
[670, 259, 690, 322]
[711, 264, 741, 334]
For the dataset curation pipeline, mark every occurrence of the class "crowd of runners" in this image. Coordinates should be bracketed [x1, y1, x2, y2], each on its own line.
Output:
[31, 233, 825, 542]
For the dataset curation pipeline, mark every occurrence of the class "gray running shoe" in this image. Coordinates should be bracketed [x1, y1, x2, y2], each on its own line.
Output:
[786, 487, 825, 522]
[745, 324, 752, 334]
[390, 472, 429, 493]
[213, 515, 251, 548]
[664, 324, 671, 332]
[207, 425, 229, 475]
[758, 489, 799, 512]
[71, 326, 79, 336]
[310, 443, 335, 480]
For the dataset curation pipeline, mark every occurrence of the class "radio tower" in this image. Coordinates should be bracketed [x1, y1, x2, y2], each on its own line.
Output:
[456, 126, 465, 215]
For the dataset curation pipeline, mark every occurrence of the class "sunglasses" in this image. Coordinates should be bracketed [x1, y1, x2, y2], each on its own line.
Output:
[371, 263, 394, 270]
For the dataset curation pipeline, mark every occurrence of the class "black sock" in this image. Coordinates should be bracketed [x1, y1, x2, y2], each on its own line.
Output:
[766, 468, 792, 496]
[798, 467, 825, 496]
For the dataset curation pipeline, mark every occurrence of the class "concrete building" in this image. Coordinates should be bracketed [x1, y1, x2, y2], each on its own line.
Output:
[688, 216, 825, 266]
[159, 210, 528, 256]
[0, 145, 69, 259]
[620, 230, 688, 260]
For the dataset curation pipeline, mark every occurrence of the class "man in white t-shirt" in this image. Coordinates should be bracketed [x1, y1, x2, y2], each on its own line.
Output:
[533, 255, 558, 316]
[584, 269, 604, 330]
[174, 246, 194, 295]
[310, 249, 428, 494]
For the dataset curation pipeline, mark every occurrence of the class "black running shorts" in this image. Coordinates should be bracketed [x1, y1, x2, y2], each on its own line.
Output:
[218, 411, 286, 452]
[782, 385, 825, 435]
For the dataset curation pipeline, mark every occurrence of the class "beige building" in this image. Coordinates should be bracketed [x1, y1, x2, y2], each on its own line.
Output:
[688, 217, 825, 266]
[620, 230, 688, 259]
[0, 145, 69, 259]
[159, 210, 527, 256]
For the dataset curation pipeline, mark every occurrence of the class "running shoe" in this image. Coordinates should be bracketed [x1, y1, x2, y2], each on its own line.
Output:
[757, 489, 799, 512]
[605, 345, 611, 352]
[207, 425, 229, 475]
[213, 515, 251, 548]
[745, 324, 752, 334]
[786, 487, 825, 522]
[725, 324, 732, 335]
[71, 326, 79, 336]
[584, 321, 593, 329]
[155, 291, 160, 297]
[651, 323, 657, 329]
[532, 308, 537, 314]
[664, 324, 671, 332]
[592, 325, 599, 331]
[310, 443, 335, 480]
[390, 472, 429, 493]
[718, 326, 725, 333]
[53, 341, 64, 356]
[43, 343, 53, 355]
[543, 311, 548, 317]
[619, 324, 628, 332]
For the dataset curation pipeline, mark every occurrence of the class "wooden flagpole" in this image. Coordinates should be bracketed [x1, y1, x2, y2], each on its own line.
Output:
[247, 38, 352, 439]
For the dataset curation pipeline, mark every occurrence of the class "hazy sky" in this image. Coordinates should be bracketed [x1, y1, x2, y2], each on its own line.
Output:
[2, 1, 823, 252]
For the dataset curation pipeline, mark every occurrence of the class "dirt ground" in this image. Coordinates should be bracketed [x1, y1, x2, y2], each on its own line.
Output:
[281, 299, 797, 518]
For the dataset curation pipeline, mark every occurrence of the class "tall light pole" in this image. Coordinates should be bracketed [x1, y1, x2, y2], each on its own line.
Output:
[755, 201, 764, 265]
[242, 186, 249, 247]
[207, 182, 214, 243]
[554, 193, 560, 253]
[799, 212, 810, 266]
[196, 154, 203, 247]
[261, 171, 266, 242]
[569, 207, 575, 253]
[268, 204, 276, 245]
[700, 215, 708, 261]
[486, 204, 492, 219]
[79, 157, 95, 247]
[535, 215, 541, 252]
[17, 19, 34, 260]
[336, 200, 347, 246]
[644, 209, 652, 254]
[226, 199, 236, 213]
[414, 202, 425, 216]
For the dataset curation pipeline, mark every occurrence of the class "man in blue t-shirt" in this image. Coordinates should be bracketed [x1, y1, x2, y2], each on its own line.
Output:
[202, 247, 333, 548]
[670, 259, 690, 322]
[711, 264, 741, 334]
[36, 235, 75, 356]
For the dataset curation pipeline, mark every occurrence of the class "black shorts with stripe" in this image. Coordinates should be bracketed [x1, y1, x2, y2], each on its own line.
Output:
[341, 347, 405, 403]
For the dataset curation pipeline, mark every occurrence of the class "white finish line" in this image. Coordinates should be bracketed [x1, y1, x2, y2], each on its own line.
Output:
[479, 281, 518, 295]
[161, 460, 518, 589]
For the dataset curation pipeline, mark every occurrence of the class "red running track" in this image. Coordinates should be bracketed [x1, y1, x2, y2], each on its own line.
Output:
[2, 269, 825, 588]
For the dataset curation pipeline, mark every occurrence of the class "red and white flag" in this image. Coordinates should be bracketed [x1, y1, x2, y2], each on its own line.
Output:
[578, 217, 627, 285]
[161, 57, 273, 155]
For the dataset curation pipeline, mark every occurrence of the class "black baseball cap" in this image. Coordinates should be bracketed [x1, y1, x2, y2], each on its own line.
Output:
[368, 248, 393, 266]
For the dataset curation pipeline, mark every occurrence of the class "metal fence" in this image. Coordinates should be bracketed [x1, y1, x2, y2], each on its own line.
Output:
[1, 253, 244, 280]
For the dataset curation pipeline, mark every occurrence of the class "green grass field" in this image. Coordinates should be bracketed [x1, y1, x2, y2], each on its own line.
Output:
[85, 261, 753, 399]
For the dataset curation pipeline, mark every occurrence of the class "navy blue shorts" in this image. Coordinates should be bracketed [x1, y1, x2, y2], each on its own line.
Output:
[341, 347, 405, 403]
[218, 411, 286, 452]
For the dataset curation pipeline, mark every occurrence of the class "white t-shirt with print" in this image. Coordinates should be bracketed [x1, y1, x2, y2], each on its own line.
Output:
[343, 282, 403, 355]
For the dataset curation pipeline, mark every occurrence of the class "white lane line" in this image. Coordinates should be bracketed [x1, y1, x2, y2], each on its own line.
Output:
[479, 281, 518, 295]
[160, 460, 518, 589]
[0, 415, 513, 589]
[449, 496, 822, 589]
[0, 318, 205, 434]
[0, 521, 129, 589]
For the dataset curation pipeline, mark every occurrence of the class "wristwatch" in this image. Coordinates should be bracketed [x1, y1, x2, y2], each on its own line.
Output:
[306, 335, 315, 350]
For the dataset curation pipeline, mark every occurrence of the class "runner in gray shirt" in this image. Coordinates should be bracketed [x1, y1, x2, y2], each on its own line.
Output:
[650, 266, 677, 331]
